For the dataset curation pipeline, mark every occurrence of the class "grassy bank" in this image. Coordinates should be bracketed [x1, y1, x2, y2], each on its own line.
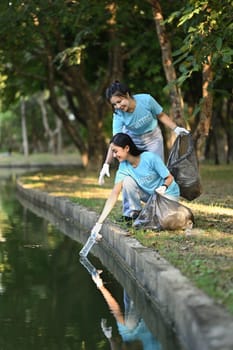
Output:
[19, 162, 233, 315]
[0, 152, 81, 166]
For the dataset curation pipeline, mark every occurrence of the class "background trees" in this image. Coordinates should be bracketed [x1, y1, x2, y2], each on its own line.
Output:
[165, 0, 233, 162]
[0, 0, 232, 167]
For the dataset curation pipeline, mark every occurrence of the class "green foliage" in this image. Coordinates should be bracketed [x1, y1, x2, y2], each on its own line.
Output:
[166, 0, 233, 86]
[0, 0, 170, 105]
[0, 109, 21, 152]
[0, 0, 172, 157]
[0, 0, 232, 160]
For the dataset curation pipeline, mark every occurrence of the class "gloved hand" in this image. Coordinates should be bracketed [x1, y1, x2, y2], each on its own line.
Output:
[156, 185, 167, 195]
[92, 270, 104, 288]
[173, 126, 189, 135]
[91, 222, 102, 241]
[98, 163, 110, 185]
[101, 319, 112, 339]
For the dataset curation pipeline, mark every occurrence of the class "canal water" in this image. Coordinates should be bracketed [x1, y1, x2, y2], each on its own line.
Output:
[0, 171, 186, 350]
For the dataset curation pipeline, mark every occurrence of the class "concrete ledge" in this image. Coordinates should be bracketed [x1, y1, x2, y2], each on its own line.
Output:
[16, 180, 233, 350]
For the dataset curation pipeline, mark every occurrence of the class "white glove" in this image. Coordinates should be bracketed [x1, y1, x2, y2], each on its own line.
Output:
[92, 270, 104, 288]
[173, 126, 189, 135]
[101, 319, 112, 339]
[156, 185, 167, 195]
[98, 163, 110, 185]
[91, 222, 102, 240]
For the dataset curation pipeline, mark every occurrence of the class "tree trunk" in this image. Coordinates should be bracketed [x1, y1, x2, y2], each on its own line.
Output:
[34, 1, 124, 169]
[37, 94, 62, 154]
[193, 57, 213, 159]
[148, 0, 185, 127]
[21, 97, 29, 157]
[204, 128, 220, 165]
[51, 3, 124, 170]
[55, 117, 63, 154]
[219, 95, 233, 164]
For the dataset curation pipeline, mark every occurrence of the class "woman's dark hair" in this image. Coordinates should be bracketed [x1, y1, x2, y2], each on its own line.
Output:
[110, 133, 143, 156]
[106, 80, 132, 102]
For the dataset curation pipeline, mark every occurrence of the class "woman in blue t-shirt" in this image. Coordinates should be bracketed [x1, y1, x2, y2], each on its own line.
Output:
[91, 132, 180, 239]
[98, 80, 189, 186]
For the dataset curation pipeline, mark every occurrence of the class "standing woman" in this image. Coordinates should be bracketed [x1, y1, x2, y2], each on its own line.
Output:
[99, 80, 188, 185]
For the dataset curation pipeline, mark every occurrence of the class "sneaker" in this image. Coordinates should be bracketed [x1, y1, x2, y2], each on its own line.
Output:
[117, 216, 133, 223]
[116, 211, 141, 226]
[130, 210, 141, 220]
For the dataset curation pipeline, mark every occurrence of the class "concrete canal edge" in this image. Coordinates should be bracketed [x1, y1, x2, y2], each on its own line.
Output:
[16, 180, 233, 350]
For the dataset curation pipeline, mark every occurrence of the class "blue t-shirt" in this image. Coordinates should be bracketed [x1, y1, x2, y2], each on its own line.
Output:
[115, 152, 180, 197]
[117, 319, 161, 350]
[112, 94, 163, 136]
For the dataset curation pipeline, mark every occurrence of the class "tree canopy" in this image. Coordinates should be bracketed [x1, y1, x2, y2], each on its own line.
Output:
[0, 0, 232, 166]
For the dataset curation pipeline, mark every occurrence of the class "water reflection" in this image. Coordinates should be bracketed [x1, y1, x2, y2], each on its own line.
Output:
[0, 174, 110, 349]
[13, 171, 185, 350]
[80, 256, 162, 350]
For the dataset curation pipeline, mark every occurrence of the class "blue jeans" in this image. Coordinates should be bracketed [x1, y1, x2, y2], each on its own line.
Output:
[122, 176, 150, 217]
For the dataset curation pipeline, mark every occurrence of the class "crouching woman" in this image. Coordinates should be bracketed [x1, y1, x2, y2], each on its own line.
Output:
[90, 132, 180, 237]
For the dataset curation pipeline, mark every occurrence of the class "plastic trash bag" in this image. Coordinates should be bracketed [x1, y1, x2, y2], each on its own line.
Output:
[133, 194, 161, 231]
[167, 133, 202, 201]
[133, 193, 194, 231]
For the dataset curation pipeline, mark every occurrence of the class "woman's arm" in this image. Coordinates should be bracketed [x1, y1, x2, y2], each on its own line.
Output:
[157, 112, 177, 130]
[156, 173, 175, 195]
[92, 272, 125, 324]
[98, 146, 114, 185]
[157, 112, 189, 135]
[104, 145, 114, 164]
[162, 173, 174, 188]
[84, 182, 122, 248]
[97, 182, 122, 224]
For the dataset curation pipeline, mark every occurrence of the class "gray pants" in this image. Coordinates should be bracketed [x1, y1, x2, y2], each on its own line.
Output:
[122, 176, 149, 216]
[123, 126, 164, 216]
[127, 126, 164, 161]
[122, 176, 178, 217]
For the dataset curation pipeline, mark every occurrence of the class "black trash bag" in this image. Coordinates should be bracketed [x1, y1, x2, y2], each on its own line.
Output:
[133, 193, 194, 231]
[167, 133, 202, 201]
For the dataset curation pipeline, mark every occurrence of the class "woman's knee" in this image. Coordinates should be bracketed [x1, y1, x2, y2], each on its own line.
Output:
[123, 176, 138, 191]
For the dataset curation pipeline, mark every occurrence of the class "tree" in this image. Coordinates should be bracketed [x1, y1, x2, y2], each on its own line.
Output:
[37, 92, 63, 154]
[0, 1, 121, 167]
[20, 97, 29, 157]
[148, 0, 185, 127]
[0, 0, 232, 166]
[1, 0, 158, 168]
[166, 0, 233, 160]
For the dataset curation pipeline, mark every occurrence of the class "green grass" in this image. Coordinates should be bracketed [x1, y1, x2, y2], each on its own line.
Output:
[0, 152, 81, 166]
[19, 162, 233, 315]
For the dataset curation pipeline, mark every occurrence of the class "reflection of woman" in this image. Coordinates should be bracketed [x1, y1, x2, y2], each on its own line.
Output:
[92, 271, 162, 350]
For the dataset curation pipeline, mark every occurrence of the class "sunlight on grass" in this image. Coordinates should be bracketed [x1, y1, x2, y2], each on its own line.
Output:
[23, 174, 233, 216]
[49, 188, 114, 198]
[21, 174, 116, 199]
[181, 201, 233, 217]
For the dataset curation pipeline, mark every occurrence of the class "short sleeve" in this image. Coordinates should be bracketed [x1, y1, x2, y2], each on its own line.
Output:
[148, 95, 163, 116]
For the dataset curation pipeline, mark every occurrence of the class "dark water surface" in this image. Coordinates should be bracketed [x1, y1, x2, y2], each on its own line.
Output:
[0, 171, 186, 350]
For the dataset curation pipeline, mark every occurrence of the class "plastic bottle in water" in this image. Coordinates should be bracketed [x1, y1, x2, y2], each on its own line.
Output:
[79, 233, 97, 257]
[79, 256, 98, 277]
